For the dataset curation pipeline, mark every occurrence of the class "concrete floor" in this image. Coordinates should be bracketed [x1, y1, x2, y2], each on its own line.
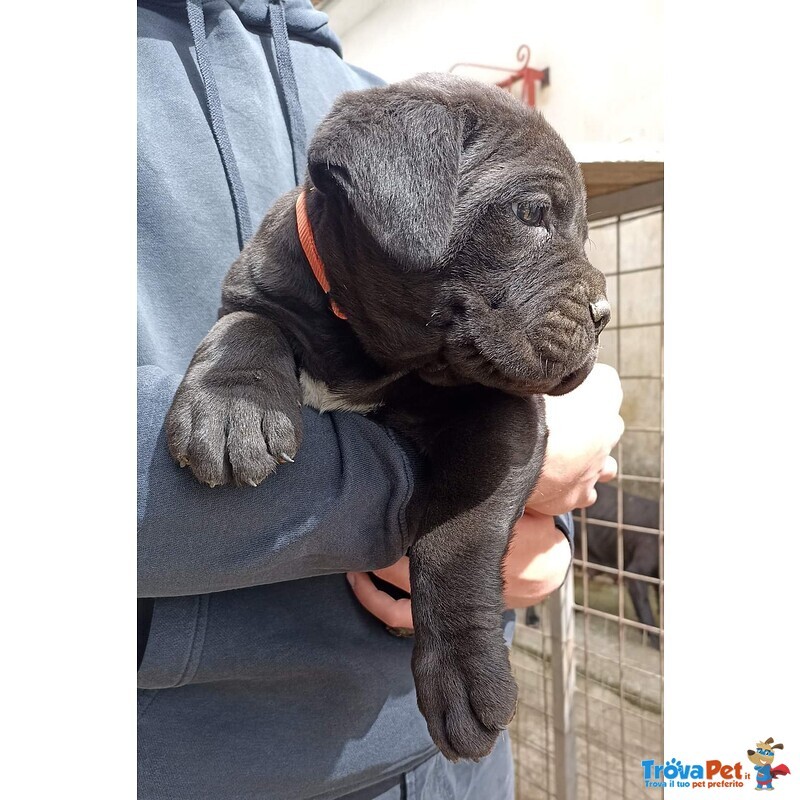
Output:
[509, 589, 663, 800]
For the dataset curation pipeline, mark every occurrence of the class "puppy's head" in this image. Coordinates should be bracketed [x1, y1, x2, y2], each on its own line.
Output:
[308, 73, 608, 396]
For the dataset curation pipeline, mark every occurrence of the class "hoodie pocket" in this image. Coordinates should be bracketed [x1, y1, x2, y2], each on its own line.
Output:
[137, 594, 209, 689]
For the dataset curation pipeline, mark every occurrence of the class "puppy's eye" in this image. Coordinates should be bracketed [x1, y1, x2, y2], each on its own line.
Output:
[512, 201, 546, 227]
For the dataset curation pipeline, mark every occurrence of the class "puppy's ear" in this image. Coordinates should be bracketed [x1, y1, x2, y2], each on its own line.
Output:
[307, 87, 463, 270]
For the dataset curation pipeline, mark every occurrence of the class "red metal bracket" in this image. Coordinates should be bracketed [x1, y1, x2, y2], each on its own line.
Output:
[448, 45, 550, 108]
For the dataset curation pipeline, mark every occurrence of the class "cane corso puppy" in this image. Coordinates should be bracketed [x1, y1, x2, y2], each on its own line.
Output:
[166, 73, 609, 761]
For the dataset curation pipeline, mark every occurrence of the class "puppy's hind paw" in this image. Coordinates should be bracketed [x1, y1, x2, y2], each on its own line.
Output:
[413, 632, 518, 761]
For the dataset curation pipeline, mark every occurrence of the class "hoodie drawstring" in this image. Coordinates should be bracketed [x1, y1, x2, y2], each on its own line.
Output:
[187, 0, 253, 249]
[267, 0, 308, 186]
[186, 0, 309, 251]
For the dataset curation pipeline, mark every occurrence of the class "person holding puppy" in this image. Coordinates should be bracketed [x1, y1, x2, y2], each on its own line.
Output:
[137, 1, 622, 798]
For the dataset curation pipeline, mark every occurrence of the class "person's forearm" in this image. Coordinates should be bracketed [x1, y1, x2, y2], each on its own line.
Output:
[138, 366, 415, 597]
[503, 511, 572, 608]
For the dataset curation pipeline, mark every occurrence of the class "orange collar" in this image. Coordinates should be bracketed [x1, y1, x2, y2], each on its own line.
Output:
[295, 189, 347, 320]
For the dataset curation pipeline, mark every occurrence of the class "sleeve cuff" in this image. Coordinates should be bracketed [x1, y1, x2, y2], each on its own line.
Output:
[553, 511, 575, 555]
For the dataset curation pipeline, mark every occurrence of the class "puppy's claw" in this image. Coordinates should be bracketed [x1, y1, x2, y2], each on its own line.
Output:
[280, 453, 295, 464]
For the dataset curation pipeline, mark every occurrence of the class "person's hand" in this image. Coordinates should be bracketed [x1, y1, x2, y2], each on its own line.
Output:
[347, 560, 413, 631]
[346, 511, 572, 630]
[526, 363, 623, 516]
[502, 510, 572, 608]
[347, 362, 622, 629]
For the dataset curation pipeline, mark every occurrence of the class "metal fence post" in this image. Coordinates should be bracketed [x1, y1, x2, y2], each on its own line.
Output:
[549, 563, 577, 800]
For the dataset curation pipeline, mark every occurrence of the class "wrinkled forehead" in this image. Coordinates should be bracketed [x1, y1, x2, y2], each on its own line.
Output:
[457, 124, 588, 238]
[466, 102, 582, 184]
[475, 157, 584, 208]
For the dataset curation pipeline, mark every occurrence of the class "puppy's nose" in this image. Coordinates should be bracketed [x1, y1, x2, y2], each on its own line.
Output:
[589, 299, 611, 334]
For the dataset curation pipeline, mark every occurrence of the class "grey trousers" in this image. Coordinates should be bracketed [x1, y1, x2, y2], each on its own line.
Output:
[338, 734, 514, 800]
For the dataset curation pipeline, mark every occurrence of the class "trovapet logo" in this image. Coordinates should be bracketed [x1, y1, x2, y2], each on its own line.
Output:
[641, 758, 745, 789]
[642, 737, 791, 791]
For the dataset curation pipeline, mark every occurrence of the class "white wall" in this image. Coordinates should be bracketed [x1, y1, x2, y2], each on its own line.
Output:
[325, 0, 663, 156]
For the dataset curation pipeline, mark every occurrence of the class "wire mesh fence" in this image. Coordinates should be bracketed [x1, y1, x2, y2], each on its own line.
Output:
[511, 182, 664, 800]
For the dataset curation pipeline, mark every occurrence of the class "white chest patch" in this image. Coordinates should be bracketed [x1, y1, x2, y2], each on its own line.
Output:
[299, 370, 383, 414]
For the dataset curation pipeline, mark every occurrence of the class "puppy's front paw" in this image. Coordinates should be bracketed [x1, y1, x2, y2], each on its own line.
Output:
[166, 378, 302, 488]
[413, 628, 518, 762]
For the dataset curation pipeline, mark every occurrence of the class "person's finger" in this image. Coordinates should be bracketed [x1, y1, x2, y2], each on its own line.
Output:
[591, 364, 623, 408]
[371, 556, 411, 593]
[346, 572, 414, 629]
[597, 455, 618, 483]
[613, 414, 625, 443]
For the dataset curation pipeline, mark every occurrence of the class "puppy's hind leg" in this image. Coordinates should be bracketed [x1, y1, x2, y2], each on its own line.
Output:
[404, 388, 546, 761]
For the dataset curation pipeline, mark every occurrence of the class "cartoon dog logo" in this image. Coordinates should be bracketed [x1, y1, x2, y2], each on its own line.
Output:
[747, 738, 791, 791]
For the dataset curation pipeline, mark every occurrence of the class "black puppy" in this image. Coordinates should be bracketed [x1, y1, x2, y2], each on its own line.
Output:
[166, 74, 608, 761]
[575, 483, 661, 647]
